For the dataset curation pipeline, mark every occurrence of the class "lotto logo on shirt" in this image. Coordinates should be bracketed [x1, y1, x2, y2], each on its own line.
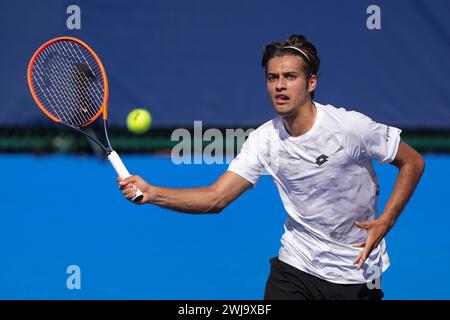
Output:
[315, 154, 329, 166]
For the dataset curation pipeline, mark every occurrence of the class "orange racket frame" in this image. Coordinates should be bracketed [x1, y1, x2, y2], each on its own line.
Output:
[27, 36, 109, 126]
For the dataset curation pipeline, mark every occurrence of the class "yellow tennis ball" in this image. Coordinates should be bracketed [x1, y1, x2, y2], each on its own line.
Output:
[127, 109, 152, 134]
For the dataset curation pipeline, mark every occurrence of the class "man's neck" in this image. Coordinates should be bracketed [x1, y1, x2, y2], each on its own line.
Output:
[282, 101, 317, 137]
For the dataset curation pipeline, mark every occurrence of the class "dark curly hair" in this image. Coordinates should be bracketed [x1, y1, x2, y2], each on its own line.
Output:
[261, 34, 320, 99]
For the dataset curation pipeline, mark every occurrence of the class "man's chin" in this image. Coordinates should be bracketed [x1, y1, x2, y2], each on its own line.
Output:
[273, 105, 295, 117]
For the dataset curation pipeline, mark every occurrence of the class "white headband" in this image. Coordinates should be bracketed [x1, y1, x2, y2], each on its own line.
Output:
[282, 46, 311, 64]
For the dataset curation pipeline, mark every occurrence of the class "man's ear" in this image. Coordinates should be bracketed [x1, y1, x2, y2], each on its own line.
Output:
[308, 74, 318, 93]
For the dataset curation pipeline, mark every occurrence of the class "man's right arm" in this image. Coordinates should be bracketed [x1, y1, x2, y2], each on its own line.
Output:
[118, 171, 253, 214]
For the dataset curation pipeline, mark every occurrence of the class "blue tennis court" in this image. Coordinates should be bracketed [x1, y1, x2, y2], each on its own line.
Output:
[0, 153, 447, 299]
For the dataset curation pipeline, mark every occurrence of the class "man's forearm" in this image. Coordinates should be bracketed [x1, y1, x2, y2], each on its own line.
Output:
[146, 185, 223, 214]
[379, 159, 425, 228]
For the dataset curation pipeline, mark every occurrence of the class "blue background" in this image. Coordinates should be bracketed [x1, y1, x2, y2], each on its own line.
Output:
[0, 0, 449, 128]
[0, 154, 447, 299]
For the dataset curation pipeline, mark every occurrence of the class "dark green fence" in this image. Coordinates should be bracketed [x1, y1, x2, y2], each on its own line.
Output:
[1, 128, 449, 154]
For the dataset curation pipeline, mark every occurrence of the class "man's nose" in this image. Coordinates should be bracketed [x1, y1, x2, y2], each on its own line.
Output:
[275, 77, 286, 91]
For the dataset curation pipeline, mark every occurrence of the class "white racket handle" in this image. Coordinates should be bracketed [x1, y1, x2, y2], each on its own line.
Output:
[108, 151, 143, 202]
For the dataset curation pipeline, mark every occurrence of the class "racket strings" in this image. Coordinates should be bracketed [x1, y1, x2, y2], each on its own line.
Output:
[45, 45, 97, 123]
[54, 41, 104, 121]
[34, 48, 94, 125]
[33, 60, 78, 125]
[34, 47, 100, 126]
[52, 41, 103, 123]
[34, 52, 91, 125]
[31, 40, 105, 126]
[63, 41, 104, 114]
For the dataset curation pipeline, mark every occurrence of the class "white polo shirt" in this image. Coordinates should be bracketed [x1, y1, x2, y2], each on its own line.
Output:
[228, 102, 402, 284]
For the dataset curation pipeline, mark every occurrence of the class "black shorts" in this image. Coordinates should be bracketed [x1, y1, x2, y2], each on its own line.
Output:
[264, 257, 384, 300]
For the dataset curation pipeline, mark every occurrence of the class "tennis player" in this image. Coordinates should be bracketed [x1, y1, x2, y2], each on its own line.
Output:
[118, 35, 425, 300]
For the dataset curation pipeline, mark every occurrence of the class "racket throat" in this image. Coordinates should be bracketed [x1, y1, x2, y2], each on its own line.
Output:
[103, 119, 114, 152]
[66, 124, 109, 153]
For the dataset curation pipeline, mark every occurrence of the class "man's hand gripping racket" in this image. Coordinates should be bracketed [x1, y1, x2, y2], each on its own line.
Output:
[27, 36, 143, 202]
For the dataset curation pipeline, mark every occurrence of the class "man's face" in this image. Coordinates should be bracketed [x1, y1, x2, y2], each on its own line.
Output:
[266, 55, 317, 117]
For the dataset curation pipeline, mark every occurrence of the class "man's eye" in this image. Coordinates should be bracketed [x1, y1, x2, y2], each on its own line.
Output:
[287, 75, 297, 80]
[268, 76, 277, 81]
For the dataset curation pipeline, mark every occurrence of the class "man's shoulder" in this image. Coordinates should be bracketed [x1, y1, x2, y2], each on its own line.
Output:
[317, 102, 372, 132]
[317, 101, 364, 120]
[242, 117, 281, 151]
[250, 116, 282, 136]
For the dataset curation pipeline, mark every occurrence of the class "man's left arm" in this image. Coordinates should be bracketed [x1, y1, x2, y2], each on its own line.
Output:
[353, 141, 425, 269]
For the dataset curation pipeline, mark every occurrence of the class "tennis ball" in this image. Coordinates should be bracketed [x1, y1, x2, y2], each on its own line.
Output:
[127, 109, 152, 134]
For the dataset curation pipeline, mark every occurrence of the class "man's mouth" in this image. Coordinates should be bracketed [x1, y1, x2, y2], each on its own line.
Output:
[275, 94, 290, 103]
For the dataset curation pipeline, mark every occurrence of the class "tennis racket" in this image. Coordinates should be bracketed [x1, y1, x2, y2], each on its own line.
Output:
[27, 36, 143, 202]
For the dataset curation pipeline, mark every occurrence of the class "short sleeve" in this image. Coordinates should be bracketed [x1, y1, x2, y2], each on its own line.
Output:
[227, 131, 265, 185]
[345, 111, 402, 163]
